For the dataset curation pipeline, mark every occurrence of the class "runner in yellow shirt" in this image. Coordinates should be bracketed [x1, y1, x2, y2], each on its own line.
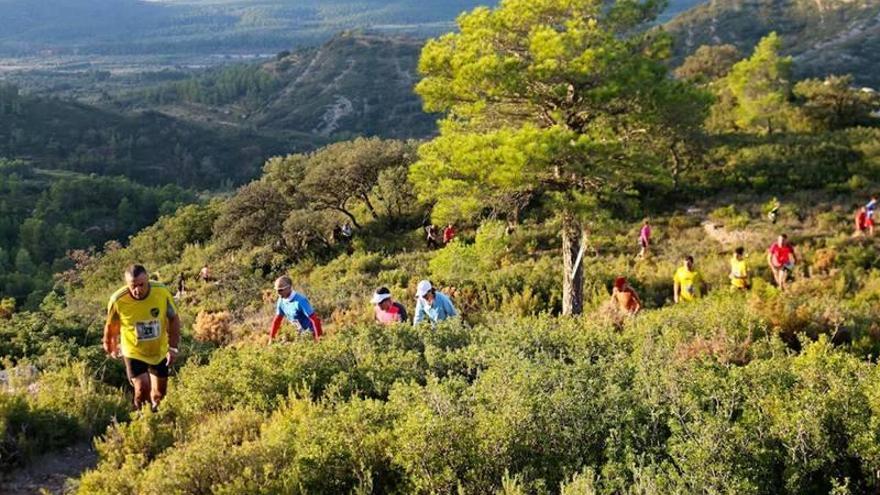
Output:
[673, 255, 703, 303]
[103, 264, 181, 411]
[729, 247, 750, 290]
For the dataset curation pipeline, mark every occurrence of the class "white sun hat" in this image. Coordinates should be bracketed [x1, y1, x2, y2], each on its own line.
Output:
[370, 289, 392, 304]
[415, 280, 433, 298]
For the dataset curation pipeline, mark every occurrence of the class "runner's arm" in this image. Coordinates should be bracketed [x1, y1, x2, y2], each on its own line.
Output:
[307, 313, 323, 341]
[673, 279, 680, 303]
[269, 314, 284, 343]
[103, 319, 120, 355]
[167, 313, 181, 366]
[413, 300, 424, 325]
[103, 303, 120, 355]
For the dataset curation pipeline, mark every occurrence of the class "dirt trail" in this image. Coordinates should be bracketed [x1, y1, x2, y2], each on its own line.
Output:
[0, 441, 97, 495]
[702, 220, 759, 248]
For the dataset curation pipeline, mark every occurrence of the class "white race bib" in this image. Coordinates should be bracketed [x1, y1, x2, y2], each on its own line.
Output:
[135, 320, 160, 342]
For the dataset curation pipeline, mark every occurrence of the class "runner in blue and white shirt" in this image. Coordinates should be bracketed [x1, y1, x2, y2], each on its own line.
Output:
[413, 280, 458, 326]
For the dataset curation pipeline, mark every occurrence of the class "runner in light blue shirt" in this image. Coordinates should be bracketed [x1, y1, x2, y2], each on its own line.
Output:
[413, 280, 457, 326]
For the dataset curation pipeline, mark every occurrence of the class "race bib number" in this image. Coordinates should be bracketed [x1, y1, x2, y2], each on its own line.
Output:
[135, 320, 160, 342]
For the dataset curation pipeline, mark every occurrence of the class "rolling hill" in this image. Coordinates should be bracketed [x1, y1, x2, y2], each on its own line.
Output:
[118, 32, 438, 140]
[665, 0, 880, 87]
[0, 83, 294, 187]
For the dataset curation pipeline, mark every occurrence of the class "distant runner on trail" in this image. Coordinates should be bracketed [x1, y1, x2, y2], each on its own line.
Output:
[767, 234, 797, 291]
[443, 224, 457, 245]
[269, 276, 322, 344]
[425, 224, 440, 249]
[638, 219, 652, 258]
[767, 198, 780, 224]
[856, 206, 869, 237]
[611, 277, 641, 314]
[862, 197, 876, 236]
[673, 255, 703, 303]
[103, 264, 180, 412]
[413, 280, 458, 326]
[371, 287, 408, 325]
[729, 247, 750, 290]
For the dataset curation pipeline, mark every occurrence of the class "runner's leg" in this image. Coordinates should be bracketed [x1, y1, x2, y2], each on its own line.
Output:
[131, 374, 150, 409]
[150, 376, 168, 411]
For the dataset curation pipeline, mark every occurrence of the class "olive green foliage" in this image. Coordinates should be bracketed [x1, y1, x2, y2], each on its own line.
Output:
[298, 137, 417, 228]
[674, 44, 742, 84]
[0, 84, 286, 188]
[0, 160, 193, 307]
[701, 130, 876, 194]
[0, 362, 129, 472]
[712, 33, 805, 134]
[141, 64, 282, 110]
[75, 308, 880, 494]
[794, 75, 880, 131]
[251, 136, 421, 247]
[412, 0, 681, 225]
[6, 3, 880, 489]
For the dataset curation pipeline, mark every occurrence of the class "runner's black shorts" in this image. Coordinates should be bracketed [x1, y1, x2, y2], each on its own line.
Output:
[123, 356, 169, 380]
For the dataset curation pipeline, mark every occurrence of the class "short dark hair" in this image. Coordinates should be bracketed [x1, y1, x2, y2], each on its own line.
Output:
[780, 233, 788, 239]
[735, 247, 744, 256]
[125, 264, 147, 279]
[684, 255, 694, 263]
[375, 287, 391, 295]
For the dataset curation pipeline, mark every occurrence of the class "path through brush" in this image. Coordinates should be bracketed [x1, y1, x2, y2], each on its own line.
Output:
[0, 441, 97, 495]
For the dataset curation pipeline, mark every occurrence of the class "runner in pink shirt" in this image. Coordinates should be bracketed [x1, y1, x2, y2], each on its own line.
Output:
[638, 219, 652, 258]
[371, 287, 408, 325]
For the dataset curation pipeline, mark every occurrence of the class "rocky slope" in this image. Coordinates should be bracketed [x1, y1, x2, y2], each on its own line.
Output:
[665, 0, 880, 87]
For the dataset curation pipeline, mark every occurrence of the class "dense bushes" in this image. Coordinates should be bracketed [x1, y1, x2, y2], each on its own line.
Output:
[0, 363, 129, 472]
[74, 304, 880, 494]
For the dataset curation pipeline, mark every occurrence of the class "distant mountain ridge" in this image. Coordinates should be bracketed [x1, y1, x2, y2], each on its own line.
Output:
[0, 0, 491, 56]
[120, 32, 437, 140]
[665, 0, 880, 87]
[255, 33, 434, 138]
[0, 0, 710, 58]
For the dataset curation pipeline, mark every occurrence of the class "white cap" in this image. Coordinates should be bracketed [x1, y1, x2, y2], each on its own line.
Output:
[370, 291, 392, 304]
[415, 280, 433, 298]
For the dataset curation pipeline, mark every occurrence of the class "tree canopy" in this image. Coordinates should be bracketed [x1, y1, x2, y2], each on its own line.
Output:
[412, 0, 695, 314]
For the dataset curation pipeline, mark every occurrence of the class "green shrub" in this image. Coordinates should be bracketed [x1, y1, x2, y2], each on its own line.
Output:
[0, 362, 126, 472]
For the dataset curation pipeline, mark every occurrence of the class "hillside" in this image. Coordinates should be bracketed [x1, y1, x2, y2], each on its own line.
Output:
[0, 160, 195, 308]
[3, 126, 878, 493]
[665, 0, 880, 87]
[120, 33, 438, 139]
[5, 1, 880, 492]
[0, 83, 294, 187]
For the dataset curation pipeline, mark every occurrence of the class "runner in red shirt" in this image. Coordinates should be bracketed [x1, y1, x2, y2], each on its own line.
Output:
[855, 206, 869, 236]
[443, 224, 456, 244]
[767, 234, 797, 291]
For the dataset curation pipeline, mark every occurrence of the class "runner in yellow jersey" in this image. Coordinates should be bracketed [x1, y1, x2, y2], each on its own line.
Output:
[673, 255, 704, 303]
[103, 264, 181, 411]
[729, 247, 750, 290]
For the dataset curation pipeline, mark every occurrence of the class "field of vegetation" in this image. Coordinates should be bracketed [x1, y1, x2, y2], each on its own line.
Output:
[2, 0, 880, 493]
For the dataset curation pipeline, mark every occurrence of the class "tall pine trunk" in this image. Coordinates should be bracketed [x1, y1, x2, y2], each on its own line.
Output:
[561, 211, 584, 315]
